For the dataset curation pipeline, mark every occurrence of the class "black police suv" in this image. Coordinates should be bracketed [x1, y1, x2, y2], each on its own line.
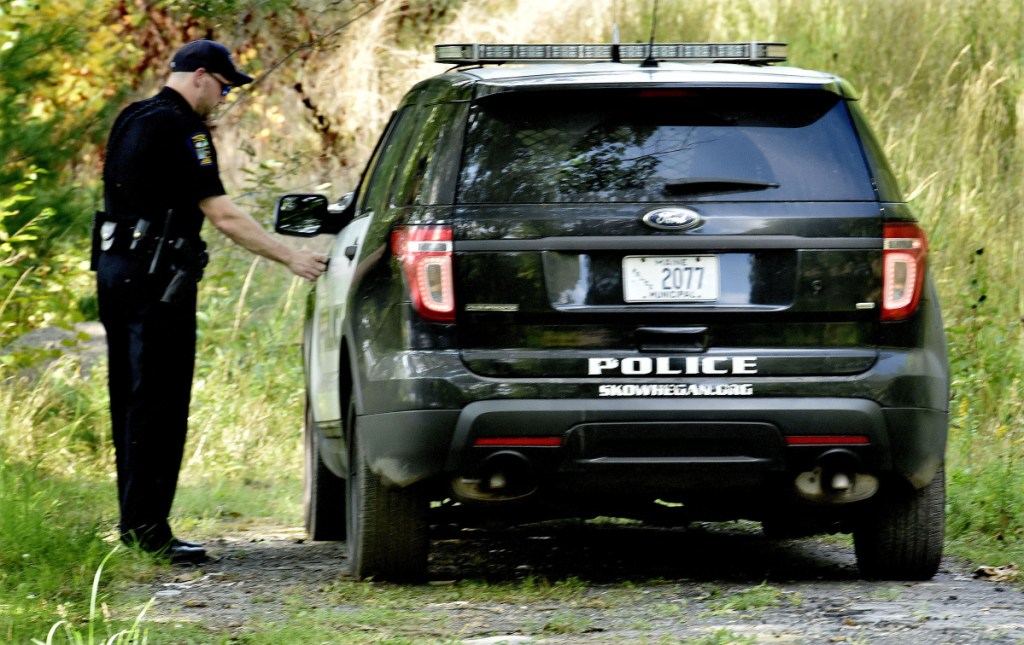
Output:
[275, 42, 949, 582]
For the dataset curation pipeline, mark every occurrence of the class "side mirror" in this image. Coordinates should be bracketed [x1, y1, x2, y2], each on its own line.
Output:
[275, 194, 329, 237]
[274, 193, 357, 237]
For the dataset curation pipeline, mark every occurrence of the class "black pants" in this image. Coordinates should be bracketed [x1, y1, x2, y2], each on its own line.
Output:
[97, 251, 197, 550]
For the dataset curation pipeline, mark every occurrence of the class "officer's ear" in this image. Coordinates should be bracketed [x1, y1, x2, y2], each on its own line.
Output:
[189, 68, 209, 89]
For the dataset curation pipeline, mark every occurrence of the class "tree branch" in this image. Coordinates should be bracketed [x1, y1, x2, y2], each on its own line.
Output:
[222, 1, 384, 115]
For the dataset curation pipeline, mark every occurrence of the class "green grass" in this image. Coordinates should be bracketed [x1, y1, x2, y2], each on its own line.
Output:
[0, 461, 150, 642]
[539, 610, 595, 635]
[30, 549, 154, 645]
[669, 629, 758, 645]
[0, 253, 307, 641]
[701, 582, 791, 615]
[320, 575, 588, 608]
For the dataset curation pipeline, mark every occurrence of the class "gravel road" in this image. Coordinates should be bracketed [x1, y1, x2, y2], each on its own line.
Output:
[139, 521, 1024, 643]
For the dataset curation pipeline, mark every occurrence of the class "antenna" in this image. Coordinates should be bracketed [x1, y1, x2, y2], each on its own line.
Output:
[640, 0, 660, 67]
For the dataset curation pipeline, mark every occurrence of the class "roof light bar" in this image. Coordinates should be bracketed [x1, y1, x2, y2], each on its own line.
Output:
[435, 42, 787, 65]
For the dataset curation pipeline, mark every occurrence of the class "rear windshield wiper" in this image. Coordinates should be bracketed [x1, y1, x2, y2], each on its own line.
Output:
[662, 177, 780, 196]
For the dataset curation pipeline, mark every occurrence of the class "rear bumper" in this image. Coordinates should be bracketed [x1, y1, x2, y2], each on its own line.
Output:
[358, 397, 946, 494]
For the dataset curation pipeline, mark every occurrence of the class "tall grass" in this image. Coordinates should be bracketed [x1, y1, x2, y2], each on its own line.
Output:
[0, 367, 142, 641]
[1, 0, 1022, 639]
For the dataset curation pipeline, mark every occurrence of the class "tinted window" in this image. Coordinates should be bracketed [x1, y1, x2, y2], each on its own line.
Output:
[393, 101, 467, 206]
[357, 107, 415, 215]
[457, 88, 876, 203]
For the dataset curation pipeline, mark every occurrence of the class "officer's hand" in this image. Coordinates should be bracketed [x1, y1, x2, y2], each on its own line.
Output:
[288, 248, 329, 282]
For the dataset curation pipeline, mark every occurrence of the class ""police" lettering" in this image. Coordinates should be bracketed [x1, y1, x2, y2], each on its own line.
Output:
[587, 357, 758, 376]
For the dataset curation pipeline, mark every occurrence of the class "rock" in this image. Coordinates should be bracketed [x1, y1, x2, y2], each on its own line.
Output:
[4, 321, 107, 378]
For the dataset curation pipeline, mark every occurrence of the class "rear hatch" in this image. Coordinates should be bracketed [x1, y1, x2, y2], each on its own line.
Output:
[452, 85, 883, 380]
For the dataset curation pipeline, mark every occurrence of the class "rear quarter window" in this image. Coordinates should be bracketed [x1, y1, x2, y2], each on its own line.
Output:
[457, 88, 877, 204]
[393, 101, 468, 207]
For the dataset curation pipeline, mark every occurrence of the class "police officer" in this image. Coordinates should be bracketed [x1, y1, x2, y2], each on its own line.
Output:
[96, 40, 327, 563]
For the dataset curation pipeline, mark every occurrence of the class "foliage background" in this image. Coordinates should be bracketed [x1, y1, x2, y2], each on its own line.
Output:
[0, 0, 1022, 641]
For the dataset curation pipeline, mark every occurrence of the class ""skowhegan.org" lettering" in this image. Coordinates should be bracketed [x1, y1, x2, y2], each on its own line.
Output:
[598, 383, 754, 397]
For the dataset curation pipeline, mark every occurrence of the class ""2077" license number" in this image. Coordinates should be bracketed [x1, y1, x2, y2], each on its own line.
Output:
[622, 255, 720, 302]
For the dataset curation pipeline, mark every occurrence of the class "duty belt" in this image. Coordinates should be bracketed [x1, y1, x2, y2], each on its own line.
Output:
[90, 211, 192, 272]
[96, 220, 146, 254]
[91, 211, 148, 269]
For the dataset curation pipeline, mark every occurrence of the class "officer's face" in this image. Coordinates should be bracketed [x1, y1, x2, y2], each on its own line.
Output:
[195, 70, 230, 119]
[209, 73, 233, 98]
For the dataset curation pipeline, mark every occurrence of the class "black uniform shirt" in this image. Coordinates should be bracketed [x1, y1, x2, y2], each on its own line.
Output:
[103, 87, 226, 241]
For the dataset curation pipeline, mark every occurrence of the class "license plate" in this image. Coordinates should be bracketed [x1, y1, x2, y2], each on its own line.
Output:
[623, 255, 720, 302]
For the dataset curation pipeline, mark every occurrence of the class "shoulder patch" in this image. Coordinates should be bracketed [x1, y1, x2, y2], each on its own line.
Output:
[191, 133, 213, 166]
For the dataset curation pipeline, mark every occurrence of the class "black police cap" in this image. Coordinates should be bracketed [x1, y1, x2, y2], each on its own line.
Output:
[171, 40, 254, 86]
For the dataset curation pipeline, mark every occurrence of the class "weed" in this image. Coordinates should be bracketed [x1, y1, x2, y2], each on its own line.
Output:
[540, 610, 594, 634]
[679, 628, 758, 645]
[704, 582, 783, 613]
[32, 548, 153, 645]
[321, 574, 588, 609]
[868, 586, 903, 601]
[651, 600, 688, 617]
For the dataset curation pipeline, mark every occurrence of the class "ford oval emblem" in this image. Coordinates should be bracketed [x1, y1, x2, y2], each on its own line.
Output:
[642, 208, 704, 231]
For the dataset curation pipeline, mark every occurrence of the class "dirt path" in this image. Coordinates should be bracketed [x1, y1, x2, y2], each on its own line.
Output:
[139, 521, 1024, 643]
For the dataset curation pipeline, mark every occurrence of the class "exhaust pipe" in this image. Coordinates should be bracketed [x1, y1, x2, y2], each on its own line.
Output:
[794, 449, 878, 503]
[452, 450, 538, 502]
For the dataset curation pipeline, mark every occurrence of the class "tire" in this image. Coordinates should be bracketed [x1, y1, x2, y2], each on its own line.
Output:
[346, 408, 429, 582]
[853, 468, 945, 580]
[303, 399, 346, 541]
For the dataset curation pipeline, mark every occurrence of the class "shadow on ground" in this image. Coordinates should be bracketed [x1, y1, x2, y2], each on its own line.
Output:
[427, 521, 861, 583]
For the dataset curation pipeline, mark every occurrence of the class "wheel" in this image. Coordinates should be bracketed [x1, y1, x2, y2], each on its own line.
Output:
[303, 399, 346, 540]
[346, 408, 429, 582]
[853, 468, 945, 580]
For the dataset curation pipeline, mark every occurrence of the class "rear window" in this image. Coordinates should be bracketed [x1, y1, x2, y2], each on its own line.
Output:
[457, 88, 876, 204]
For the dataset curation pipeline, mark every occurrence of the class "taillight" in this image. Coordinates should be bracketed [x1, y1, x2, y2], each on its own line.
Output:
[391, 224, 455, 322]
[881, 222, 927, 321]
